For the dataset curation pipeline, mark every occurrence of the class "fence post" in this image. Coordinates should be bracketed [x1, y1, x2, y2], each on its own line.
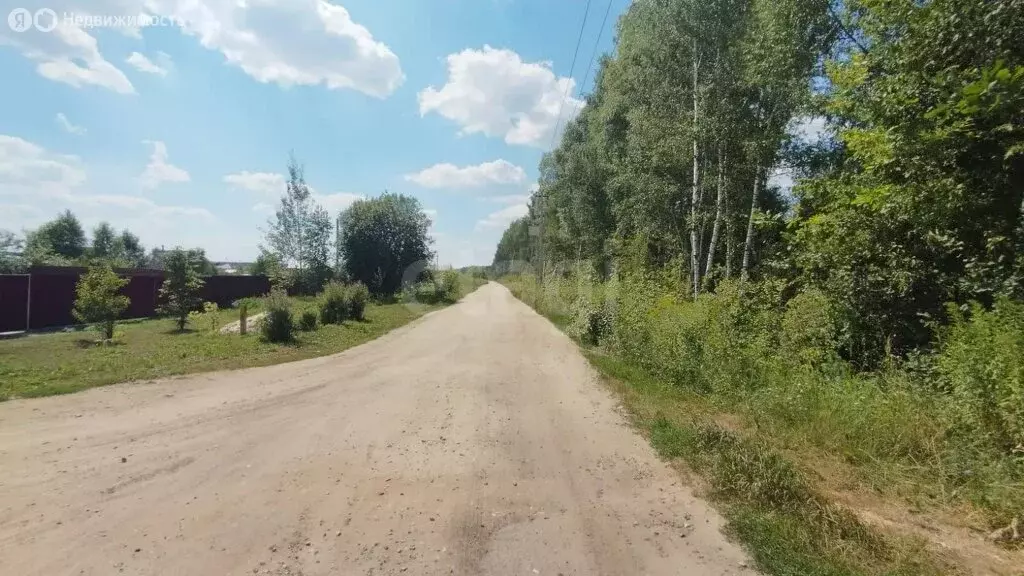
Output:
[25, 273, 32, 331]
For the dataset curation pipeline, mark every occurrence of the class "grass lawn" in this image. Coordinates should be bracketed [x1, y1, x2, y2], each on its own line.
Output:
[0, 296, 448, 400]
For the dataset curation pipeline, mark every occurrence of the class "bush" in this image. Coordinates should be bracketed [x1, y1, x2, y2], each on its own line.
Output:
[319, 281, 349, 325]
[407, 280, 443, 304]
[298, 309, 319, 331]
[439, 269, 461, 303]
[937, 299, 1024, 453]
[569, 295, 613, 346]
[72, 264, 129, 340]
[779, 288, 840, 367]
[260, 291, 294, 343]
[188, 301, 219, 333]
[347, 282, 370, 320]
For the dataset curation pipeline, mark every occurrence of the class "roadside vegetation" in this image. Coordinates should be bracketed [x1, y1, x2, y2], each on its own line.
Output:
[0, 154, 485, 399]
[493, 0, 1023, 573]
[0, 295, 438, 400]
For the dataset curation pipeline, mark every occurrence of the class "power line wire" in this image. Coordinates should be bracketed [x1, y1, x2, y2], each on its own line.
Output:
[548, 0, 594, 152]
[572, 0, 615, 119]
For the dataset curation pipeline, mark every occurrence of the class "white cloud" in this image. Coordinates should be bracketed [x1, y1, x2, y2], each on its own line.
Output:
[0, 135, 87, 193]
[125, 51, 169, 76]
[475, 203, 529, 231]
[405, 159, 526, 189]
[0, 19, 135, 94]
[139, 140, 190, 189]
[55, 113, 87, 135]
[313, 192, 363, 213]
[225, 170, 362, 214]
[148, 0, 404, 96]
[488, 194, 530, 205]
[252, 202, 275, 215]
[225, 171, 286, 197]
[0, 134, 215, 249]
[419, 46, 583, 147]
[2, 1, 402, 97]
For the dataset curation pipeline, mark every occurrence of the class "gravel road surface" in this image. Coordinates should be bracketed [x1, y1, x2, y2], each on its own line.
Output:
[0, 282, 753, 575]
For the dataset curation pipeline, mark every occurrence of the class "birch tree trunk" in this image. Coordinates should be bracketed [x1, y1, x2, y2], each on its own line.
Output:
[741, 164, 761, 281]
[705, 146, 725, 280]
[690, 38, 701, 299]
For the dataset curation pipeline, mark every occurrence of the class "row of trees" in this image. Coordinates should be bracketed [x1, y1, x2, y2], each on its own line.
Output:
[73, 247, 206, 339]
[495, 0, 1023, 366]
[259, 158, 433, 296]
[0, 210, 218, 274]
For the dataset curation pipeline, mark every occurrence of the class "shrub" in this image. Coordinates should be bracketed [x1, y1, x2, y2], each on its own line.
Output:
[346, 282, 370, 320]
[298, 309, 319, 331]
[318, 281, 349, 325]
[409, 280, 443, 304]
[72, 264, 129, 340]
[439, 269, 461, 302]
[189, 301, 219, 333]
[158, 248, 205, 331]
[937, 299, 1024, 453]
[260, 291, 294, 343]
[779, 288, 840, 367]
[569, 295, 612, 346]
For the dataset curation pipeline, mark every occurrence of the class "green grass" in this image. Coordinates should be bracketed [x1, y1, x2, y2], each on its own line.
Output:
[501, 274, 960, 576]
[587, 352, 948, 576]
[0, 295, 451, 400]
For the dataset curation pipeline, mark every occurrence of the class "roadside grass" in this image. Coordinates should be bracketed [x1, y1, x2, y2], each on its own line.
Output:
[501, 276, 964, 576]
[0, 292, 466, 400]
[587, 351, 949, 576]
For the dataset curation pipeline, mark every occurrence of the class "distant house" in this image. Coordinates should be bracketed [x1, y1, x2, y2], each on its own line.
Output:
[213, 262, 253, 275]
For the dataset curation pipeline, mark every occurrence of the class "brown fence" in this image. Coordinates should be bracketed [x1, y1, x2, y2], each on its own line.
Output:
[0, 266, 271, 332]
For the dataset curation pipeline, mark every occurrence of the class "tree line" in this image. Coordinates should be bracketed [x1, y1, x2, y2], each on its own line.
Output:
[0, 210, 218, 275]
[494, 0, 1023, 366]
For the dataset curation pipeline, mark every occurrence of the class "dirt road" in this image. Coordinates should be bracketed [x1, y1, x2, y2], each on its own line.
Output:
[0, 282, 753, 575]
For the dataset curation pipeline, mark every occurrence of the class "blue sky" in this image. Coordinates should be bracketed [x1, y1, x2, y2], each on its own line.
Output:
[0, 0, 629, 266]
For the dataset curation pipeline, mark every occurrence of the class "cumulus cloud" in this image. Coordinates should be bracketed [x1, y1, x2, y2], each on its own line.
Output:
[1, 1, 403, 97]
[419, 46, 583, 147]
[475, 203, 529, 231]
[0, 18, 135, 94]
[0, 134, 87, 192]
[313, 192, 363, 213]
[405, 159, 526, 189]
[224, 171, 287, 197]
[224, 170, 361, 213]
[488, 194, 531, 205]
[0, 134, 214, 243]
[125, 51, 169, 75]
[139, 140, 190, 189]
[54, 113, 87, 135]
[148, 0, 404, 96]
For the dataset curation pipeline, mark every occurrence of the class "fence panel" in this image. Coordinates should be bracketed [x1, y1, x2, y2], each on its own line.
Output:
[0, 275, 29, 332]
[14, 267, 271, 330]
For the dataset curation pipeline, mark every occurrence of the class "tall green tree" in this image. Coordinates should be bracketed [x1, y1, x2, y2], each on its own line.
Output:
[158, 248, 206, 331]
[24, 210, 86, 263]
[118, 231, 147, 268]
[792, 0, 1024, 363]
[0, 230, 25, 273]
[337, 193, 432, 295]
[91, 222, 118, 260]
[264, 156, 313, 271]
